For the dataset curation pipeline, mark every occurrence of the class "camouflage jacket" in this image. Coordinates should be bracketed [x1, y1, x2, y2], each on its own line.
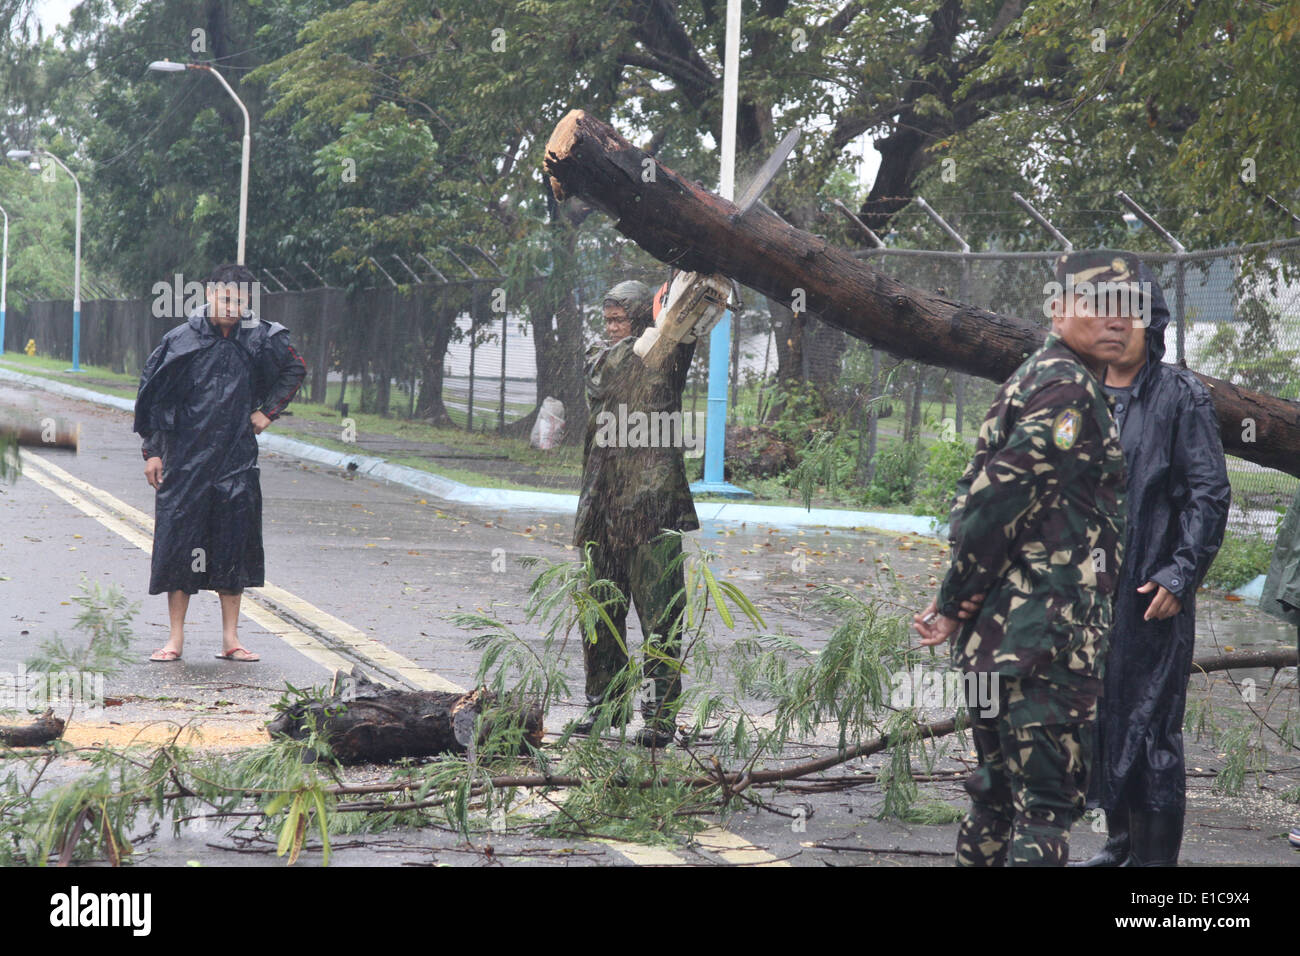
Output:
[572, 336, 699, 550]
[937, 332, 1127, 703]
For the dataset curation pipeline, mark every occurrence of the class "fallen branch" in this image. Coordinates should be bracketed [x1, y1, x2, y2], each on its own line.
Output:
[0, 709, 66, 747]
[1191, 648, 1298, 673]
[806, 841, 952, 857]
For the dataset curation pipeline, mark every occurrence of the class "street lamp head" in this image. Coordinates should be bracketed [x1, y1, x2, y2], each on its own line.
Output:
[5, 149, 32, 160]
[148, 60, 188, 72]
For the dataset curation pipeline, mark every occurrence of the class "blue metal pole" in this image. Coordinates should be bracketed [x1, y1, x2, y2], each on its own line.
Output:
[0, 204, 7, 356]
[689, 310, 751, 497]
[71, 306, 81, 371]
[703, 313, 730, 481]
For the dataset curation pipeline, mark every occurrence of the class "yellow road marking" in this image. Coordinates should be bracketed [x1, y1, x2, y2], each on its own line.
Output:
[692, 825, 790, 866]
[535, 786, 689, 865]
[62, 720, 269, 750]
[20, 450, 460, 691]
[597, 839, 688, 866]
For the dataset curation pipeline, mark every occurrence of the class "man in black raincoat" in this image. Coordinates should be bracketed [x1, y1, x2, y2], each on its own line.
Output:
[1068, 251, 1231, 866]
[135, 263, 307, 663]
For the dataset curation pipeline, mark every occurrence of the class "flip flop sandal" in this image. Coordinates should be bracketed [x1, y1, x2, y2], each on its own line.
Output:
[215, 647, 260, 662]
[149, 648, 182, 662]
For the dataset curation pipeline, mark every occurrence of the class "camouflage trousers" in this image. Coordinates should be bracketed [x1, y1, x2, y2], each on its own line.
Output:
[955, 710, 1093, 867]
[582, 533, 685, 722]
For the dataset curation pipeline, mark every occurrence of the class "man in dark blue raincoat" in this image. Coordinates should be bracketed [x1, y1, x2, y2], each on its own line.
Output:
[1068, 251, 1231, 866]
[134, 264, 307, 663]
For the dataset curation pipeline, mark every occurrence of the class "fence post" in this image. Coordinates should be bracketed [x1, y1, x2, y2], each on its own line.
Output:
[729, 295, 741, 422]
[439, 249, 482, 432]
[1011, 192, 1073, 251]
[467, 283, 480, 433]
[833, 198, 886, 475]
[499, 294, 508, 434]
[915, 196, 969, 436]
[1117, 191, 1187, 365]
[470, 249, 509, 435]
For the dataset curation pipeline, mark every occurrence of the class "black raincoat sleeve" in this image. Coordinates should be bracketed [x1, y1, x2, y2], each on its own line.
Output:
[138, 338, 170, 461]
[257, 330, 307, 421]
[1146, 384, 1231, 602]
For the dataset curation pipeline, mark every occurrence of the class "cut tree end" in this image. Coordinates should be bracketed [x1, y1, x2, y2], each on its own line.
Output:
[544, 109, 586, 201]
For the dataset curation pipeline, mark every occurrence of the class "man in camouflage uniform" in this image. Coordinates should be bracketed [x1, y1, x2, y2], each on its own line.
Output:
[914, 252, 1134, 865]
[571, 279, 697, 747]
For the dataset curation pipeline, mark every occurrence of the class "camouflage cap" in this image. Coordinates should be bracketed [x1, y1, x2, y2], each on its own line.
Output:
[604, 279, 654, 330]
[1054, 250, 1149, 315]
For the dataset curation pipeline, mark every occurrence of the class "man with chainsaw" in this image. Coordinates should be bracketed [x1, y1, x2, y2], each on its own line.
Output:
[571, 271, 731, 747]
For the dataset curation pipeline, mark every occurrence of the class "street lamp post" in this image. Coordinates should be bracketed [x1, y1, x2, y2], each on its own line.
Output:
[691, 0, 750, 497]
[149, 60, 250, 264]
[0, 203, 8, 356]
[6, 149, 82, 371]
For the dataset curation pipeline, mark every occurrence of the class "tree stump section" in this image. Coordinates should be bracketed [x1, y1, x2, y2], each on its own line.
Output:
[267, 669, 543, 765]
[0, 710, 66, 747]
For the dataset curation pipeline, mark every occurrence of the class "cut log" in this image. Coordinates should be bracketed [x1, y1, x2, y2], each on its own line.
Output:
[0, 421, 80, 451]
[0, 709, 66, 747]
[545, 109, 1300, 478]
[267, 668, 543, 765]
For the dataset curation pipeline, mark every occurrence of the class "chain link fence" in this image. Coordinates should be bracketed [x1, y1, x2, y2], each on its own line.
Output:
[4, 239, 1298, 539]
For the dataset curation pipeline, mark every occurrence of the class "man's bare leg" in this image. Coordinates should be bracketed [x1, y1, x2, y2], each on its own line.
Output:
[218, 589, 241, 650]
[149, 590, 190, 660]
[217, 589, 258, 659]
[166, 590, 189, 650]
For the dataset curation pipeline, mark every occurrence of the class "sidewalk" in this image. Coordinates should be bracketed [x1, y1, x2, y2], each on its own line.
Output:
[0, 364, 942, 535]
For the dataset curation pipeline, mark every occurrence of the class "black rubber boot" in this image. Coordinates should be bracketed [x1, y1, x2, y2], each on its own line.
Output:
[635, 696, 677, 748]
[1069, 805, 1130, 867]
[1127, 809, 1184, 867]
[633, 723, 675, 748]
[569, 695, 631, 736]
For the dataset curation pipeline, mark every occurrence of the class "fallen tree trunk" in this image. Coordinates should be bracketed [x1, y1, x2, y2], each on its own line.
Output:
[544, 109, 1300, 477]
[267, 669, 543, 765]
[0, 709, 66, 747]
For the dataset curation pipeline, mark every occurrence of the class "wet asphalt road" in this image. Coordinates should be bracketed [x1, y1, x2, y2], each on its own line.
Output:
[1, 375, 1297, 867]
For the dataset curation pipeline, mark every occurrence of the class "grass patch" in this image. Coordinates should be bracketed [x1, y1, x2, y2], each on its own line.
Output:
[1225, 457, 1299, 508]
[1204, 529, 1277, 591]
[0, 354, 139, 399]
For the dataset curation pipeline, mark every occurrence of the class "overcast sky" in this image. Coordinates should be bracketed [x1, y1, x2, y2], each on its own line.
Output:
[34, 0, 79, 32]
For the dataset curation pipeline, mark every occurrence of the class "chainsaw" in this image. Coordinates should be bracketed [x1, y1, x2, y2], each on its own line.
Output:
[634, 270, 735, 369]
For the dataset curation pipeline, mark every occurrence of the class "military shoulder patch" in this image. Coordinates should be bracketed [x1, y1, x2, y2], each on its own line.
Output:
[1052, 408, 1082, 450]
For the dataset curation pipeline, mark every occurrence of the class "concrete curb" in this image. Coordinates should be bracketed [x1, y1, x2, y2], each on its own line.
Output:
[1229, 573, 1266, 605]
[0, 364, 943, 535]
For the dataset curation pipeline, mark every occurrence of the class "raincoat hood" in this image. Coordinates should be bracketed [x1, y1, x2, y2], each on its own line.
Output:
[1135, 260, 1171, 367]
